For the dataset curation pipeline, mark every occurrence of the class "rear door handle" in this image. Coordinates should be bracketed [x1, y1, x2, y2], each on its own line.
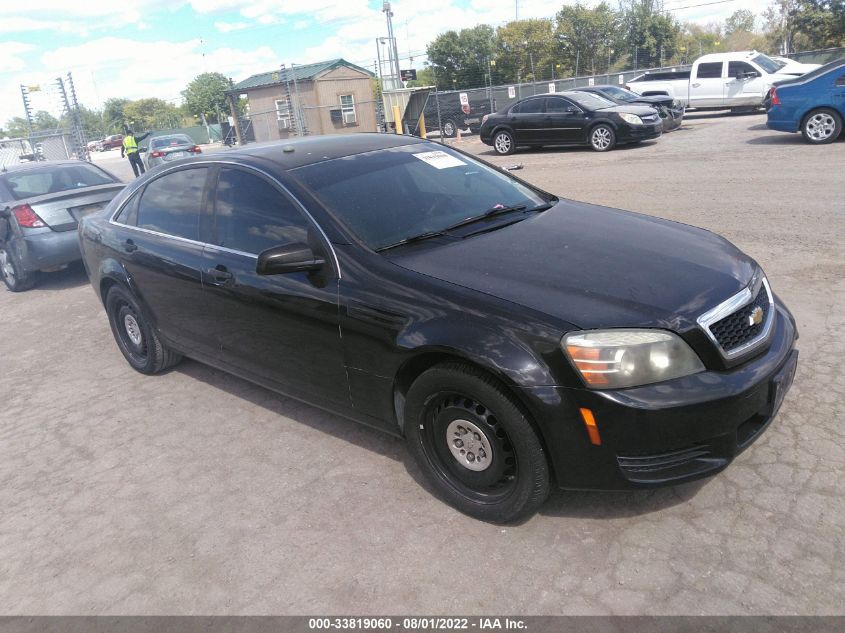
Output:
[123, 239, 137, 253]
[206, 265, 233, 283]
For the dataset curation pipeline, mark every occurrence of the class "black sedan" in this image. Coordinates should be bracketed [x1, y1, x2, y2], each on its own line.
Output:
[573, 85, 685, 131]
[79, 135, 798, 522]
[479, 90, 662, 155]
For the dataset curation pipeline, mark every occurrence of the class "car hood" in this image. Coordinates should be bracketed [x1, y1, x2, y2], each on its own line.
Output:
[597, 104, 658, 116]
[390, 200, 756, 330]
[628, 95, 673, 106]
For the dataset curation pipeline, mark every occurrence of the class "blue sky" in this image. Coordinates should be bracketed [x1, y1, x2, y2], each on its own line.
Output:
[0, 0, 768, 126]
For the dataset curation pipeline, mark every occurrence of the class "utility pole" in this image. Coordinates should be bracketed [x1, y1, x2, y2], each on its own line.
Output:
[57, 74, 88, 161]
[383, 2, 401, 91]
[20, 85, 35, 138]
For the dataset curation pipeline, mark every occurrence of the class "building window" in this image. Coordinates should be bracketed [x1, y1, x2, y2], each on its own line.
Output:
[275, 98, 291, 128]
[340, 94, 356, 125]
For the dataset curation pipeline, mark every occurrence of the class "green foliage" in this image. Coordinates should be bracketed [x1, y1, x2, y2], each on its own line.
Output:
[494, 19, 555, 83]
[122, 98, 182, 131]
[725, 9, 756, 35]
[426, 24, 497, 89]
[406, 66, 435, 88]
[102, 98, 130, 133]
[555, 2, 621, 76]
[763, 0, 845, 53]
[181, 72, 231, 123]
[619, 0, 681, 68]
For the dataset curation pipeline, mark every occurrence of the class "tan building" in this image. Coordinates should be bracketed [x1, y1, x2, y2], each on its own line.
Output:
[229, 59, 377, 143]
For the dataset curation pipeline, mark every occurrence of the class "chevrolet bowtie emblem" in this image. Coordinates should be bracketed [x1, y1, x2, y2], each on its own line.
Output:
[748, 306, 764, 327]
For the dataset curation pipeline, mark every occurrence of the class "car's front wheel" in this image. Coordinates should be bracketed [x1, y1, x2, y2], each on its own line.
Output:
[404, 362, 550, 523]
[589, 124, 616, 151]
[0, 244, 36, 292]
[802, 108, 842, 144]
[492, 129, 516, 155]
[105, 285, 182, 374]
[441, 119, 458, 138]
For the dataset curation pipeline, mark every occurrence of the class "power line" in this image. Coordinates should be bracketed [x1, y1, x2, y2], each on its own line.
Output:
[666, 0, 738, 11]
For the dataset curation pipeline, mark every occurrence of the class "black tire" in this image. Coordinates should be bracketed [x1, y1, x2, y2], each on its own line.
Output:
[404, 362, 550, 523]
[105, 285, 182, 374]
[801, 108, 842, 145]
[442, 119, 458, 138]
[0, 244, 37, 292]
[492, 129, 516, 155]
[589, 124, 616, 152]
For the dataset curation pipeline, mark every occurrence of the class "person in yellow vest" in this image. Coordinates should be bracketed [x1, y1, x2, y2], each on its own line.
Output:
[121, 130, 151, 178]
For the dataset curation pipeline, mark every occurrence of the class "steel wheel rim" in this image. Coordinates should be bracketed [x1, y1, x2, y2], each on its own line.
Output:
[443, 121, 455, 137]
[592, 127, 611, 149]
[114, 302, 148, 363]
[495, 133, 511, 153]
[419, 392, 518, 503]
[0, 249, 15, 283]
[807, 113, 836, 140]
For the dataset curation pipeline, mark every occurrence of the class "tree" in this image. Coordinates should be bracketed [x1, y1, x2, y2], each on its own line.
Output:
[102, 98, 130, 133]
[494, 19, 555, 84]
[122, 98, 182, 131]
[181, 72, 231, 123]
[555, 2, 621, 77]
[406, 66, 435, 88]
[426, 24, 497, 89]
[725, 9, 756, 35]
[619, 0, 681, 68]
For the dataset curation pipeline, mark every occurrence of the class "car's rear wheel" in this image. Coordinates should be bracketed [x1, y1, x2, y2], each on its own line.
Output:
[493, 129, 516, 155]
[802, 108, 842, 144]
[0, 245, 36, 292]
[589, 124, 616, 151]
[442, 119, 458, 138]
[105, 285, 182, 374]
[404, 362, 550, 523]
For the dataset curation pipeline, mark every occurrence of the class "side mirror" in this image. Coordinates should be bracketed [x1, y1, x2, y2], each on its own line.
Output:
[257, 242, 325, 275]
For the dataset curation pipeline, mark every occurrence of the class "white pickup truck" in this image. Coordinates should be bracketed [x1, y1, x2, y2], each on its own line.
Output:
[626, 51, 817, 109]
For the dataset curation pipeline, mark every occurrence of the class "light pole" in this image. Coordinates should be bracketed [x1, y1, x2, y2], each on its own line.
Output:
[383, 2, 401, 90]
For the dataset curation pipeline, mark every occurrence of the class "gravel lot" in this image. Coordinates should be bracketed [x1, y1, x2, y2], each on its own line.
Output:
[1, 113, 843, 615]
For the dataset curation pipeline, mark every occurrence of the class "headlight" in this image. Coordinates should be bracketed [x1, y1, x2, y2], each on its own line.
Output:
[562, 329, 704, 389]
[618, 112, 643, 125]
[481, 114, 489, 125]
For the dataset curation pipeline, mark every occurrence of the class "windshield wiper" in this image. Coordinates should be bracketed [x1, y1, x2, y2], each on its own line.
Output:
[375, 229, 447, 252]
[444, 202, 553, 232]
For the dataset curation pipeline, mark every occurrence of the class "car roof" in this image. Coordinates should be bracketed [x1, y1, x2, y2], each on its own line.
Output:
[205, 133, 429, 170]
[0, 159, 96, 175]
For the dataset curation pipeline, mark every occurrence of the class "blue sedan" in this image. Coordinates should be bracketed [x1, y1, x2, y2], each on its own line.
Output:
[767, 58, 845, 144]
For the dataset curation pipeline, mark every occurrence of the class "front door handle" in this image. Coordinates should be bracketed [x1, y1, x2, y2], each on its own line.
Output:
[123, 239, 137, 253]
[692, 82, 701, 88]
[206, 265, 233, 283]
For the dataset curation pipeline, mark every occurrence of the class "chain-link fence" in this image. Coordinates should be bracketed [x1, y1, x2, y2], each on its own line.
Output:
[786, 46, 845, 65]
[0, 131, 78, 169]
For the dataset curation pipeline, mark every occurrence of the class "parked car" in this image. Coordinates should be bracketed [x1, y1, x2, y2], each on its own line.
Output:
[422, 90, 495, 138]
[573, 85, 684, 131]
[144, 134, 202, 169]
[99, 134, 124, 151]
[480, 90, 662, 155]
[0, 161, 124, 291]
[79, 135, 798, 522]
[766, 58, 845, 144]
[87, 139, 104, 152]
[628, 51, 798, 110]
[770, 56, 822, 76]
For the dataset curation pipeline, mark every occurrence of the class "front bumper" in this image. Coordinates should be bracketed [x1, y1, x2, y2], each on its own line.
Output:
[13, 228, 82, 272]
[520, 305, 798, 490]
[617, 122, 663, 143]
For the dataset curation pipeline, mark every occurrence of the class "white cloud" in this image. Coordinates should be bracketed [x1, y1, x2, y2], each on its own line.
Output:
[0, 42, 35, 74]
[215, 20, 249, 32]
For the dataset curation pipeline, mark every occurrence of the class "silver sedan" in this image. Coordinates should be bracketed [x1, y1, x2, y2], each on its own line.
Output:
[144, 134, 203, 169]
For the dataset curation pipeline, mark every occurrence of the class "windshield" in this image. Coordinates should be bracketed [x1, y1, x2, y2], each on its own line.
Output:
[564, 91, 616, 110]
[600, 86, 637, 102]
[151, 135, 193, 148]
[293, 144, 549, 251]
[1, 163, 116, 200]
[753, 54, 784, 73]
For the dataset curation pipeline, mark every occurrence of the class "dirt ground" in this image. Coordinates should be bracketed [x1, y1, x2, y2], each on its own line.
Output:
[1, 112, 843, 615]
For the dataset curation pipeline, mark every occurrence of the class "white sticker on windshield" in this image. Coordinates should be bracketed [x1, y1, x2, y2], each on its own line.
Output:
[412, 150, 466, 169]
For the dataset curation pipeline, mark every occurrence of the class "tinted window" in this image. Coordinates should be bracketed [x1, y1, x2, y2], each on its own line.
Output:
[728, 61, 757, 77]
[514, 99, 544, 114]
[213, 168, 309, 254]
[293, 144, 548, 250]
[565, 91, 615, 110]
[752, 54, 782, 74]
[136, 167, 207, 240]
[1, 163, 115, 200]
[115, 190, 141, 226]
[696, 62, 723, 79]
[601, 86, 638, 102]
[545, 97, 576, 113]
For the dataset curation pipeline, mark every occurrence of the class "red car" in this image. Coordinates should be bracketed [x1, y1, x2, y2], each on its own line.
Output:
[99, 134, 124, 151]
